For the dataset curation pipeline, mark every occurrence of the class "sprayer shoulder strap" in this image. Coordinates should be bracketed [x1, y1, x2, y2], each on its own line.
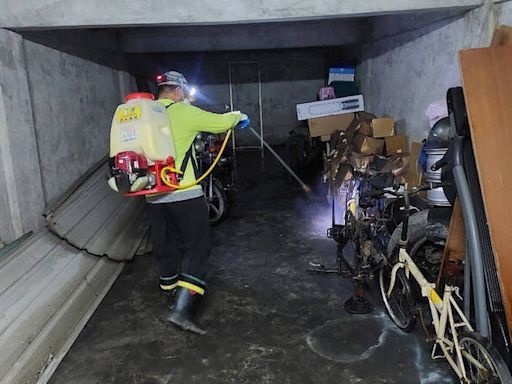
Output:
[180, 143, 199, 178]
[165, 102, 199, 178]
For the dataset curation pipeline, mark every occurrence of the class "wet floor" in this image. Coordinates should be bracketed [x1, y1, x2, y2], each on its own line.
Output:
[50, 151, 456, 384]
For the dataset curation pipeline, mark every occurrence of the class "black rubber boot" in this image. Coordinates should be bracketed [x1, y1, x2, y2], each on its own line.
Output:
[168, 287, 206, 335]
[164, 289, 176, 311]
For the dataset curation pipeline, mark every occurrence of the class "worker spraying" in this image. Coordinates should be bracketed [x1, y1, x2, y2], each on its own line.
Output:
[109, 70, 249, 335]
[108, 69, 314, 334]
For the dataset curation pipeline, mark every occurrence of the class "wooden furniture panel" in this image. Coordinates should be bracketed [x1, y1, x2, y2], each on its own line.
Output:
[438, 199, 465, 287]
[491, 25, 512, 47]
[459, 45, 512, 333]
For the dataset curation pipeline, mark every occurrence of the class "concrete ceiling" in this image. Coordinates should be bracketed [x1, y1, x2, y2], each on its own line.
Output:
[2, 0, 481, 29]
[19, 9, 468, 56]
[118, 9, 469, 53]
[119, 19, 367, 53]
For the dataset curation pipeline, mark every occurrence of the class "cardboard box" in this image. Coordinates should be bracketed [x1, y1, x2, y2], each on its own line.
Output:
[358, 120, 373, 136]
[328, 66, 355, 83]
[296, 95, 364, 120]
[358, 117, 395, 138]
[372, 118, 395, 138]
[385, 135, 407, 155]
[356, 111, 377, 136]
[308, 113, 355, 138]
[405, 142, 423, 188]
[381, 154, 409, 175]
[357, 111, 377, 122]
[353, 133, 384, 155]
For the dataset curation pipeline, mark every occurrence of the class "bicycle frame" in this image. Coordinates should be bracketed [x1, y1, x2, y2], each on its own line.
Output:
[382, 183, 481, 381]
[388, 247, 480, 381]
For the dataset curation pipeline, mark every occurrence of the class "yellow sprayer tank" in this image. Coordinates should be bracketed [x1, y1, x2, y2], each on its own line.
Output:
[110, 93, 176, 162]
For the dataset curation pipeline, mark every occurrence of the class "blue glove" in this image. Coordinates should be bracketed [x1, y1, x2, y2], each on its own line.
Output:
[236, 114, 250, 130]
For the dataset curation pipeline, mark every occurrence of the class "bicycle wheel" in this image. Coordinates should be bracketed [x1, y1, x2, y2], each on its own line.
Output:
[379, 265, 416, 332]
[459, 332, 512, 384]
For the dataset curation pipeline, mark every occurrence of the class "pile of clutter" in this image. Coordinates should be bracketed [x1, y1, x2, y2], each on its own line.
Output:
[296, 65, 424, 224]
[321, 112, 424, 224]
[321, 113, 420, 181]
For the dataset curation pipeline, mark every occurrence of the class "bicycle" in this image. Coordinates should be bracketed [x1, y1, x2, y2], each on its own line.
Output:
[379, 185, 511, 383]
[309, 172, 394, 314]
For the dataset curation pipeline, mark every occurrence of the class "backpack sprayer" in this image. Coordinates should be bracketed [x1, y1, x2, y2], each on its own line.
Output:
[108, 92, 232, 196]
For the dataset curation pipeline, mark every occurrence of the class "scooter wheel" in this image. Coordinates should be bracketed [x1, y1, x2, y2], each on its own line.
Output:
[204, 178, 228, 226]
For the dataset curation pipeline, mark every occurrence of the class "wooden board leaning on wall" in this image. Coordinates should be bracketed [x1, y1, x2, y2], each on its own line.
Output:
[458, 36, 512, 334]
[437, 25, 512, 287]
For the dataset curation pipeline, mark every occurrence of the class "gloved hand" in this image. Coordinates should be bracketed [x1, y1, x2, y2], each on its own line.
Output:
[236, 113, 250, 130]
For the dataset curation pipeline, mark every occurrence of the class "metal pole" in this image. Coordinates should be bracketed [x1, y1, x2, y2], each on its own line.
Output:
[228, 62, 236, 158]
[257, 64, 264, 161]
[452, 137, 489, 338]
[464, 237, 472, 319]
[447, 105, 488, 336]
[248, 127, 310, 193]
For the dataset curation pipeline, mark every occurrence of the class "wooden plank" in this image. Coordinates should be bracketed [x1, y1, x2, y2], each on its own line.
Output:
[438, 199, 465, 287]
[491, 25, 512, 47]
[459, 45, 512, 334]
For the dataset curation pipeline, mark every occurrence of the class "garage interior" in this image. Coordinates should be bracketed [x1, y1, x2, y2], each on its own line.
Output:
[1, 1, 512, 383]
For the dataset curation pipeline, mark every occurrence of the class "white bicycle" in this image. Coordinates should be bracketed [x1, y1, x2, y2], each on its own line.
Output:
[379, 187, 511, 383]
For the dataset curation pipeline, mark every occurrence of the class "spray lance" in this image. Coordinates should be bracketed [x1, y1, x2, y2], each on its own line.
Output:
[247, 127, 313, 196]
[237, 119, 316, 201]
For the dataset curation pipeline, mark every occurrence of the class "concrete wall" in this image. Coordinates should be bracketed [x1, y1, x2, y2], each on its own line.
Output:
[357, 1, 509, 142]
[357, 16, 466, 141]
[131, 47, 350, 144]
[0, 29, 134, 244]
[496, 1, 512, 24]
[0, 29, 45, 244]
[20, 30, 128, 71]
[24, 41, 133, 204]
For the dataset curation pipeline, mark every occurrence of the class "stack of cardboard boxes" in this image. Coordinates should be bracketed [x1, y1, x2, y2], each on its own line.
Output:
[295, 65, 422, 192]
[351, 115, 422, 187]
[296, 105, 422, 190]
[355, 115, 407, 156]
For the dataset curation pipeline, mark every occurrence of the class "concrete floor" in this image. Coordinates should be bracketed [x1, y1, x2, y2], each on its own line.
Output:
[50, 151, 456, 384]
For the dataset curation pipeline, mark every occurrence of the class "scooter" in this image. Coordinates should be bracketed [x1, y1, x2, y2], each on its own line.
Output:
[194, 132, 234, 225]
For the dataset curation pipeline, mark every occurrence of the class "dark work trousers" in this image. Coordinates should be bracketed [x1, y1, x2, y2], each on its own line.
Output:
[147, 197, 210, 295]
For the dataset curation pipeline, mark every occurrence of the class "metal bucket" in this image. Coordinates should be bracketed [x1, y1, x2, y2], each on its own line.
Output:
[427, 186, 451, 207]
[424, 147, 450, 206]
[424, 147, 448, 182]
